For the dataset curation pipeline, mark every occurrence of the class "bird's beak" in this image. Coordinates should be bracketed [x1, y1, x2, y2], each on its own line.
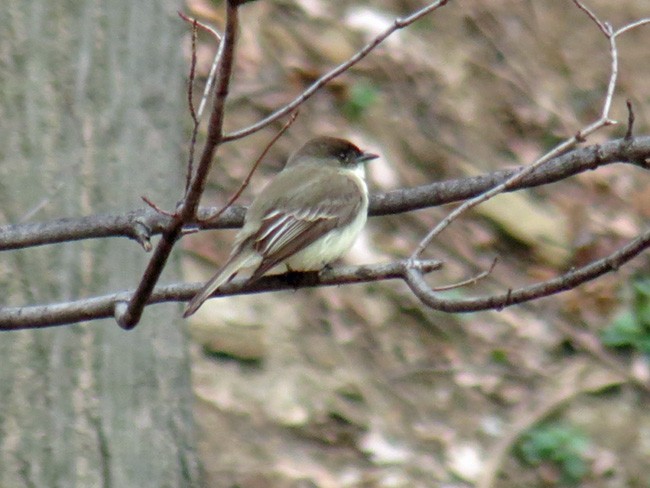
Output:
[358, 152, 379, 163]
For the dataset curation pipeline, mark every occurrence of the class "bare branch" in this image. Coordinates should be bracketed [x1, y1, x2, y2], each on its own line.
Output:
[404, 229, 650, 313]
[0, 259, 442, 330]
[1, 136, 648, 251]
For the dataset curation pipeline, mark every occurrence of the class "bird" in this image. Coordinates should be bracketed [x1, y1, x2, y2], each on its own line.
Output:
[183, 136, 378, 317]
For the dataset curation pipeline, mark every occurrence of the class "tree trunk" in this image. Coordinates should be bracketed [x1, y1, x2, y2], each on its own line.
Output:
[0, 1, 202, 486]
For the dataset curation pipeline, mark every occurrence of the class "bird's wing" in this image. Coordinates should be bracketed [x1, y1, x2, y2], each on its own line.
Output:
[245, 172, 364, 281]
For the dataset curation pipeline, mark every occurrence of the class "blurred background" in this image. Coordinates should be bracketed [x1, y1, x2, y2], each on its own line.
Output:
[181, 1, 650, 486]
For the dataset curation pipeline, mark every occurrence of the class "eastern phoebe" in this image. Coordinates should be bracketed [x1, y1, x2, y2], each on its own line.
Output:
[183, 136, 378, 317]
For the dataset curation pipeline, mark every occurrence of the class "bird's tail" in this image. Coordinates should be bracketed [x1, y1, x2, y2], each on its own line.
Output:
[183, 250, 257, 318]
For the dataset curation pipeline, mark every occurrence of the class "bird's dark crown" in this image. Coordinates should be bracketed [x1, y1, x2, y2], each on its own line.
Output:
[288, 136, 371, 168]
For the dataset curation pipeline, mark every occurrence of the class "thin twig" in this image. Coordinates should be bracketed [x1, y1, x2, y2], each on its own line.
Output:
[177, 11, 224, 121]
[600, 23, 617, 119]
[178, 12, 224, 193]
[185, 19, 199, 192]
[572, 0, 609, 36]
[178, 11, 223, 41]
[430, 258, 497, 292]
[205, 110, 299, 223]
[613, 17, 650, 37]
[198, 31, 225, 122]
[141, 196, 174, 217]
[222, 0, 449, 142]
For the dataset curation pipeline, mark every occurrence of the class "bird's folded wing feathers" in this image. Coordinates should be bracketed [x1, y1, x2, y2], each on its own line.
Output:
[247, 176, 364, 280]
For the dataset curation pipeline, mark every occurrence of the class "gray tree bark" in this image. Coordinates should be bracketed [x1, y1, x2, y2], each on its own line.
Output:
[0, 1, 202, 487]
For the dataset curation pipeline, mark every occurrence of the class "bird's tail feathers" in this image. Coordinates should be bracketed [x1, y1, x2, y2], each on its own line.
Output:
[183, 251, 256, 318]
